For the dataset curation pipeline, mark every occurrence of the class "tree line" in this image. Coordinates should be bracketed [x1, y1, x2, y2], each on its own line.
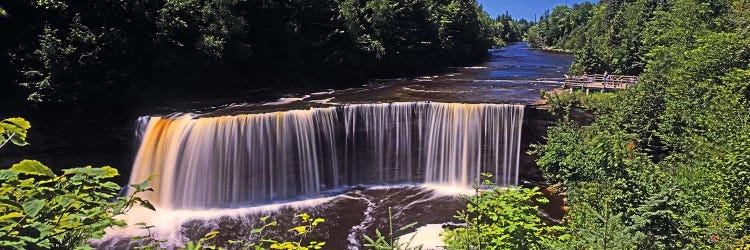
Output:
[526, 2, 595, 51]
[490, 12, 532, 47]
[0, 0, 529, 112]
[534, 0, 750, 248]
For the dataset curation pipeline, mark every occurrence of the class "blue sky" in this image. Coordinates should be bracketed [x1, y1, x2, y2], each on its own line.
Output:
[477, 0, 598, 21]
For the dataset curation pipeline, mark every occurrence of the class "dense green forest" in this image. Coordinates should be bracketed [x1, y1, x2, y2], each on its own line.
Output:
[0, 0, 530, 112]
[490, 12, 532, 47]
[534, 0, 750, 248]
[526, 2, 595, 51]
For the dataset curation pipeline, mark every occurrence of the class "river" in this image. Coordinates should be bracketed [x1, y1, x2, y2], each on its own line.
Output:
[90, 42, 572, 249]
[161, 42, 571, 114]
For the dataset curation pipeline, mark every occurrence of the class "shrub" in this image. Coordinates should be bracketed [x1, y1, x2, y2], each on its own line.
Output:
[442, 174, 564, 249]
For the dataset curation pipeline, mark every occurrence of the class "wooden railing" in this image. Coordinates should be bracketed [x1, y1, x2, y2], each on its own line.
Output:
[564, 74, 638, 90]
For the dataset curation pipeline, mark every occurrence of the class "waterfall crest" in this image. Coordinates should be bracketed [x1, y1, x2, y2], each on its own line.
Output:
[129, 102, 524, 209]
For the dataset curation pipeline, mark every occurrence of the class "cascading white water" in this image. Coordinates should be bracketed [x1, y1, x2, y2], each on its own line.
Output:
[129, 102, 524, 209]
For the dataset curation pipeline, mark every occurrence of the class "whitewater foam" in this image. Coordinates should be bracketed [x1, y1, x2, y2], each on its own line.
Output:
[96, 196, 337, 247]
[263, 95, 311, 105]
[397, 224, 446, 250]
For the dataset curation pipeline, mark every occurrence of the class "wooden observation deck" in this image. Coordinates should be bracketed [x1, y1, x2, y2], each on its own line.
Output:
[564, 74, 638, 91]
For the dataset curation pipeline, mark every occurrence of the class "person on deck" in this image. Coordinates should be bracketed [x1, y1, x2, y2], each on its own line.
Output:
[603, 71, 609, 86]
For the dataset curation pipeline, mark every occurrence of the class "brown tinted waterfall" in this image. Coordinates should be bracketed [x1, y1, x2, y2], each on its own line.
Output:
[129, 102, 524, 209]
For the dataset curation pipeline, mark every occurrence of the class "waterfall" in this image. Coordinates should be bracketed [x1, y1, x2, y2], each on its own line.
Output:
[129, 102, 524, 209]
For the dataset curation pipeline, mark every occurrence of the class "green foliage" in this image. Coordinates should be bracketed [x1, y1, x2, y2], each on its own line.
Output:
[0, 117, 153, 249]
[571, 42, 608, 74]
[543, 0, 673, 75]
[442, 174, 564, 249]
[543, 90, 616, 117]
[3, 0, 502, 108]
[363, 207, 422, 250]
[183, 231, 220, 250]
[0, 161, 154, 249]
[0, 118, 31, 149]
[477, 12, 531, 48]
[155, 0, 245, 62]
[556, 182, 643, 249]
[527, 2, 595, 50]
[224, 213, 325, 250]
[133, 214, 326, 250]
[534, 0, 750, 247]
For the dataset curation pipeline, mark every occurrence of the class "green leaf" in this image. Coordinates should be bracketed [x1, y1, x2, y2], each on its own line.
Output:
[0, 199, 23, 210]
[398, 222, 418, 232]
[0, 118, 31, 147]
[363, 235, 376, 244]
[100, 181, 121, 190]
[4, 118, 31, 130]
[201, 230, 219, 241]
[0, 211, 23, 220]
[63, 166, 119, 178]
[130, 174, 156, 192]
[139, 199, 156, 211]
[185, 241, 202, 250]
[130, 235, 148, 241]
[98, 166, 119, 178]
[111, 219, 127, 227]
[312, 218, 325, 226]
[23, 199, 45, 217]
[35, 237, 52, 248]
[290, 226, 307, 235]
[0, 170, 19, 180]
[0, 240, 26, 250]
[296, 213, 310, 222]
[10, 160, 54, 177]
